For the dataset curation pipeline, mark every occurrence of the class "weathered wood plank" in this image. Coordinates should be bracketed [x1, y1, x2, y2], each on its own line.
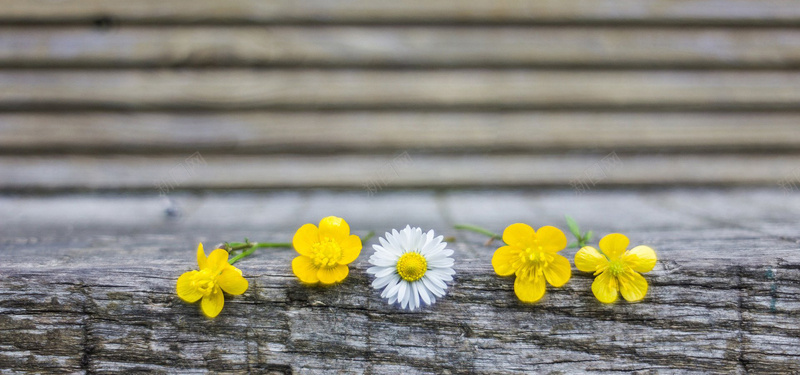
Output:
[0, 237, 798, 373]
[4, 26, 800, 68]
[3, 0, 800, 24]
[2, 70, 800, 110]
[2, 112, 800, 154]
[1, 189, 798, 372]
[0, 153, 798, 191]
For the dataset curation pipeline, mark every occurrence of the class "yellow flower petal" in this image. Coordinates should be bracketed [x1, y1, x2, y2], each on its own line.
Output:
[543, 253, 572, 287]
[218, 267, 248, 295]
[201, 286, 225, 318]
[337, 234, 362, 265]
[502, 223, 535, 248]
[319, 216, 350, 242]
[492, 245, 519, 276]
[176, 270, 203, 303]
[591, 270, 619, 303]
[535, 226, 568, 252]
[293, 223, 319, 257]
[575, 246, 608, 273]
[196, 243, 207, 269]
[317, 264, 349, 284]
[623, 245, 657, 273]
[514, 272, 546, 303]
[598, 233, 629, 260]
[206, 248, 230, 271]
[618, 270, 649, 302]
[292, 255, 320, 284]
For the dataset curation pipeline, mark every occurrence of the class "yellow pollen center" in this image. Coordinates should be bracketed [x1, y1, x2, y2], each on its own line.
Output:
[520, 242, 552, 268]
[396, 252, 428, 282]
[193, 269, 218, 296]
[311, 238, 343, 267]
[609, 261, 625, 276]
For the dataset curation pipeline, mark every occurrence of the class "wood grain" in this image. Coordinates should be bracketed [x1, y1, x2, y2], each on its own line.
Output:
[1, 188, 799, 373]
[2, 70, 800, 110]
[4, 26, 800, 68]
[3, 0, 800, 24]
[2, 112, 800, 154]
[1, 154, 798, 191]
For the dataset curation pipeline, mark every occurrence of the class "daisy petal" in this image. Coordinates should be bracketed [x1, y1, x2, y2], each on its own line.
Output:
[543, 254, 571, 287]
[373, 266, 397, 278]
[619, 270, 649, 302]
[421, 275, 445, 297]
[623, 245, 657, 273]
[514, 275, 546, 303]
[373, 274, 399, 289]
[418, 281, 432, 305]
[591, 270, 619, 303]
[536, 226, 568, 252]
[599, 233, 629, 260]
[427, 258, 455, 268]
[502, 223, 535, 248]
[575, 246, 608, 273]
[427, 269, 453, 283]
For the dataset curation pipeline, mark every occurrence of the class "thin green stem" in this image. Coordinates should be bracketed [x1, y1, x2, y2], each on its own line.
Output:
[454, 224, 501, 240]
[227, 241, 292, 265]
[361, 231, 375, 243]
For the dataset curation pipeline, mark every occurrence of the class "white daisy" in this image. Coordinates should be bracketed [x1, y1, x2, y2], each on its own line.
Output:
[367, 225, 455, 311]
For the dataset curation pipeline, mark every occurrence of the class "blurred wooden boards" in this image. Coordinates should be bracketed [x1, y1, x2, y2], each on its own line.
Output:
[4, 26, 800, 68]
[0, 0, 799, 191]
[1, 154, 797, 191]
[2, 112, 799, 153]
[2, 70, 800, 110]
[4, 0, 800, 24]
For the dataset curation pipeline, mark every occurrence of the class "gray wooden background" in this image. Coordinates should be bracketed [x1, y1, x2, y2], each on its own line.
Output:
[1, 1, 799, 374]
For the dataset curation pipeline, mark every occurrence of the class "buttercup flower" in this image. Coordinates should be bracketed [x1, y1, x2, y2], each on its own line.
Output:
[492, 224, 571, 303]
[575, 233, 657, 303]
[292, 216, 362, 285]
[367, 226, 455, 311]
[177, 243, 249, 318]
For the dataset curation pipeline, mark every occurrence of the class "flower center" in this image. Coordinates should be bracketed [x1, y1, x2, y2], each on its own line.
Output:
[608, 260, 625, 276]
[396, 252, 428, 282]
[520, 243, 552, 268]
[311, 237, 343, 267]
[193, 269, 218, 296]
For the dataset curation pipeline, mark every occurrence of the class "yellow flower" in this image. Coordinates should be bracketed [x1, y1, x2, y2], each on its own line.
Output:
[292, 216, 362, 285]
[575, 233, 657, 303]
[492, 223, 572, 303]
[176, 243, 249, 318]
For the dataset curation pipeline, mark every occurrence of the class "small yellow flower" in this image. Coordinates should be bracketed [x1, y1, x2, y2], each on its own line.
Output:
[292, 216, 362, 285]
[575, 233, 657, 303]
[176, 243, 249, 318]
[492, 223, 572, 303]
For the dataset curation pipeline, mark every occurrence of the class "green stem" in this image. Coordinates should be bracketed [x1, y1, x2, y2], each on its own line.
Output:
[454, 224, 501, 240]
[228, 242, 292, 265]
[361, 231, 375, 243]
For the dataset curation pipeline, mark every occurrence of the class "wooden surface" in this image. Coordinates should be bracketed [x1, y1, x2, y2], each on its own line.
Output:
[2, 1, 800, 373]
[1, 188, 800, 373]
